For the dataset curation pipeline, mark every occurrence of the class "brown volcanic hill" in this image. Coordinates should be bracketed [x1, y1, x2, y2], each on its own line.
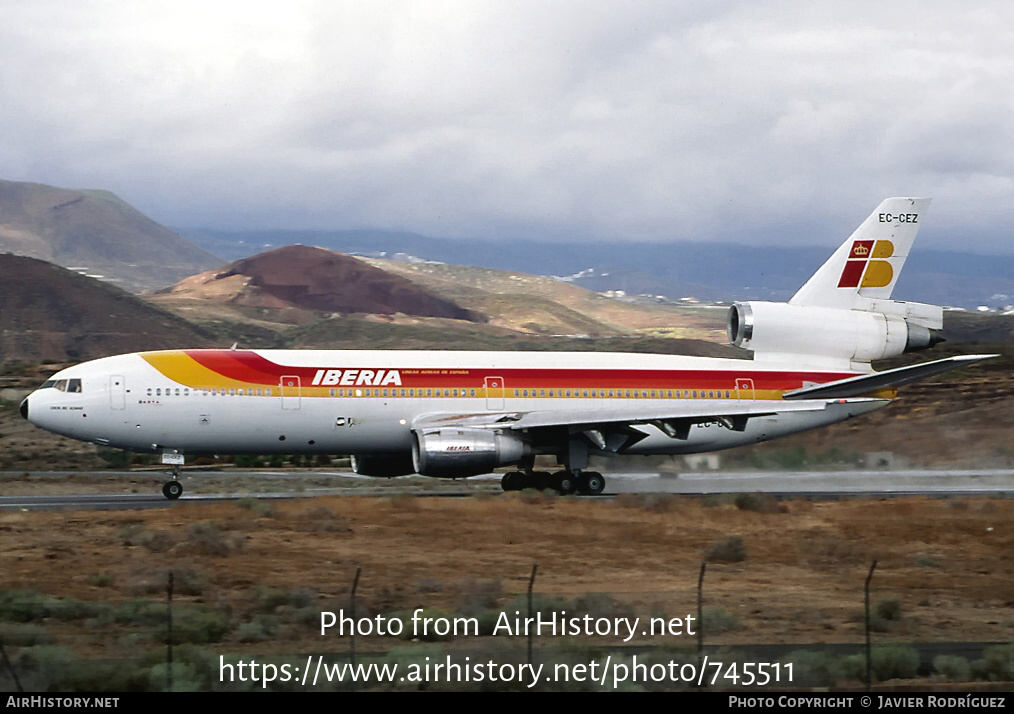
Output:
[0, 179, 220, 292]
[160, 244, 483, 322]
[0, 254, 215, 366]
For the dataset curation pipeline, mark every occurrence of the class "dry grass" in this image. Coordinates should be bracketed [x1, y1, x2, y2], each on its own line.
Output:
[1, 494, 1013, 657]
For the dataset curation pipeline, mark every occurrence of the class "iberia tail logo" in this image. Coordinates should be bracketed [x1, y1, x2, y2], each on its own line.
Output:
[837, 240, 894, 288]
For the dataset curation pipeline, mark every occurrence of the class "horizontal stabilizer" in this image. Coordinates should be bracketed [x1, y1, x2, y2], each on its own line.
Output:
[782, 354, 998, 400]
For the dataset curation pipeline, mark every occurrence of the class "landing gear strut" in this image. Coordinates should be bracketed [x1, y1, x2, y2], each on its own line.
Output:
[500, 469, 605, 495]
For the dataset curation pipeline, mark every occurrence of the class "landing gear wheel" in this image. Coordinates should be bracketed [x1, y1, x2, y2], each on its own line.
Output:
[162, 481, 183, 500]
[578, 471, 605, 496]
[501, 471, 523, 492]
[555, 471, 577, 495]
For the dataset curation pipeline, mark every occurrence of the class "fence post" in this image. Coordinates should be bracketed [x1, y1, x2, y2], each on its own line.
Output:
[527, 562, 538, 668]
[0, 636, 23, 692]
[697, 560, 706, 686]
[350, 564, 362, 683]
[864, 560, 877, 691]
[166, 569, 174, 692]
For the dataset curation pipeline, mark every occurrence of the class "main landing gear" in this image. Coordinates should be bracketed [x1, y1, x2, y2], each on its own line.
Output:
[500, 470, 605, 496]
[162, 465, 183, 500]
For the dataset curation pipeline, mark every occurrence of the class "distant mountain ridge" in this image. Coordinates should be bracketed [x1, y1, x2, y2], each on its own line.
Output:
[180, 227, 1014, 309]
[0, 179, 221, 291]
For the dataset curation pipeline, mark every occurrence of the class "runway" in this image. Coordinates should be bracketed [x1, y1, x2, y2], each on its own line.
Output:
[2, 468, 1013, 510]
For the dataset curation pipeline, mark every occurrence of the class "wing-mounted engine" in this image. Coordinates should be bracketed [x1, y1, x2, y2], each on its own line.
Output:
[412, 428, 528, 478]
[727, 300, 943, 364]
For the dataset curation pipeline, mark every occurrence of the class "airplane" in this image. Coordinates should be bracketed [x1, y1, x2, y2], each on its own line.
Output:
[19, 198, 995, 499]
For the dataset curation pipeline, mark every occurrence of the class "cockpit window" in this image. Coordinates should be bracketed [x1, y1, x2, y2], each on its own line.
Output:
[40, 378, 82, 392]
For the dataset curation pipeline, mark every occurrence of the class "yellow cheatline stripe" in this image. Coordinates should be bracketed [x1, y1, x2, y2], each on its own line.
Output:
[142, 353, 259, 390]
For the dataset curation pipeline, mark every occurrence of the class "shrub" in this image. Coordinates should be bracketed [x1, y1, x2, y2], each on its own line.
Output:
[88, 572, 115, 588]
[782, 649, 841, 687]
[187, 522, 240, 556]
[934, 654, 971, 682]
[734, 492, 784, 513]
[971, 643, 1014, 681]
[0, 622, 53, 646]
[455, 579, 501, 614]
[704, 536, 746, 563]
[870, 598, 902, 632]
[700, 606, 740, 633]
[157, 608, 229, 645]
[871, 644, 920, 682]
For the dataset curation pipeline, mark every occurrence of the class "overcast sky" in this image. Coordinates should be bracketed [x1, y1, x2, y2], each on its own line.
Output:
[2, 1, 1013, 253]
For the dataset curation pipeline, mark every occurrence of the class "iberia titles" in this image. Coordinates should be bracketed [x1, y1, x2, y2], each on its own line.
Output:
[310, 369, 403, 387]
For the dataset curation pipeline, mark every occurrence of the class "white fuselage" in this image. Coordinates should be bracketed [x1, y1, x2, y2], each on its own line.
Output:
[22, 348, 887, 466]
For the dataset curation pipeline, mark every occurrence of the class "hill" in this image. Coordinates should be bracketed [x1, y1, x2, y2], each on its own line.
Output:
[0, 179, 220, 291]
[153, 245, 482, 323]
[0, 254, 216, 367]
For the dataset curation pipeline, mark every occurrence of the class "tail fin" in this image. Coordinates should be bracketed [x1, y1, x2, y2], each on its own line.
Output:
[790, 197, 930, 309]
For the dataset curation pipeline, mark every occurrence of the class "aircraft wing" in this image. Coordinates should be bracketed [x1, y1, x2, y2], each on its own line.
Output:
[412, 397, 886, 443]
[782, 354, 997, 400]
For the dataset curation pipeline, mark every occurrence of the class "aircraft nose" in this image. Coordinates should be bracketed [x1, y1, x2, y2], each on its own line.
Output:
[20, 396, 29, 420]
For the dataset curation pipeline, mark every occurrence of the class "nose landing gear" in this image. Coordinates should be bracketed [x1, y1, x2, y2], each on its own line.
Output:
[162, 477, 183, 500]
[160, 453, 185, 500]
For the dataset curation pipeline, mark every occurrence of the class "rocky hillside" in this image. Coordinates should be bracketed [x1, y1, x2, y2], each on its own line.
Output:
[0, 179, 220, 291]
[0, 254, 215, 366]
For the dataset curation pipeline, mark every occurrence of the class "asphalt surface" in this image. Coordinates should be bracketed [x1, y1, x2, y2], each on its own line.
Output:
[2, 468, 1014, 510]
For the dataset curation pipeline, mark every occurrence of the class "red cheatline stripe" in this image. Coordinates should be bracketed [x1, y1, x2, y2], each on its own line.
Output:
[178, 350, 856, 390]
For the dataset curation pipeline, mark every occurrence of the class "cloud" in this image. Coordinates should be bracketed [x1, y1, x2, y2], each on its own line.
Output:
[1, 1, 1013, 252]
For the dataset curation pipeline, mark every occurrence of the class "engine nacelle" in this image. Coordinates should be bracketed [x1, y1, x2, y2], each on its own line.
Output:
[350, 453, 416, 477]
[727, 301, 942, 363]
[412, 428, 527, 478]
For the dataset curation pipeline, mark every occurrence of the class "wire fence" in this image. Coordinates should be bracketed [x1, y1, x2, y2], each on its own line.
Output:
[2, 558, 1012, 692]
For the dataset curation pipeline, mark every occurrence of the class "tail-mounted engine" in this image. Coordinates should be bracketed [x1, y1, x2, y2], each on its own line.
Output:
[727, 300, 943, 364]
[412, 428, 527, 478]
